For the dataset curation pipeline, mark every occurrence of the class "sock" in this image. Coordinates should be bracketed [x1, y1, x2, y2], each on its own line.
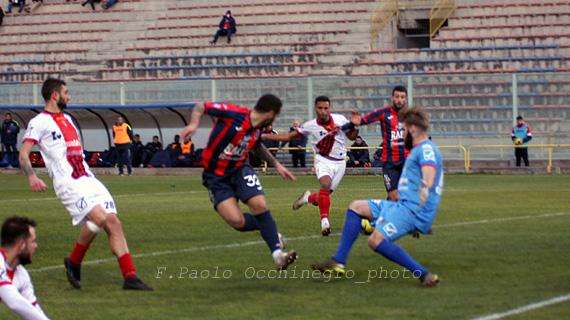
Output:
[308, 192, 319, 206]
[69, 242, 90, 265]
[318, 189, 331, 219]
[375, 240, 428, 278]
[332, 209, 361, 265]
[238, 213, 260, 232]
[254, 211, 280, 253]
[118, 253, 137, 279]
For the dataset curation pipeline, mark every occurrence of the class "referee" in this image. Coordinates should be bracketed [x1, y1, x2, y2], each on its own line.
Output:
[113, 116, 133, 176]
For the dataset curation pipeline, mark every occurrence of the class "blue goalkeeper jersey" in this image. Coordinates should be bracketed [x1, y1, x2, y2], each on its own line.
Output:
[398, 139, 444, 233]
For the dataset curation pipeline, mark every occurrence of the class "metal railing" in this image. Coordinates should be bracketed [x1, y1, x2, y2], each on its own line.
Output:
[263, 144, 570, 174]
[369, 0, 398, 50]
[467, 144, 570, 173]
[429, 0, 456, 38]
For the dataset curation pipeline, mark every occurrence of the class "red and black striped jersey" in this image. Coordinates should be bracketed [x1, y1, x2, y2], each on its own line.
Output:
[201, 102, 261, 176]
[361, 105, 409, 165]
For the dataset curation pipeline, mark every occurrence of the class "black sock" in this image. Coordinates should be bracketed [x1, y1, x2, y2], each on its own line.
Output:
[254, 211, 280, 253]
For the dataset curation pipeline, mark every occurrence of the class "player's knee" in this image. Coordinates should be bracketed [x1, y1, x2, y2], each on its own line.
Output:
[229, 216, 246, 230]
[247, 197, 268, 214]
[368, 231, 384, 250]
[348, 200, 367, 215]
[388, 191, 399, 201]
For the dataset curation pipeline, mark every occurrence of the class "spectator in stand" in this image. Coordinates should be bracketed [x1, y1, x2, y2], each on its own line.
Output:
[210, 10, 237, 44]
[131, 134, 144, 168]
[102, 0, 118, 9]
[261, 124, 279, 156]
[7, 0, 26, 13]
[81, 0, 100, 10]
[0, 6, 5, 26]
[140, 135, 162, 167]
[511, 115, 532, 167]
[281, 120, 307, 168]
[371, 145, 382, 167]
[112, 116, 133, 176]
[1, 112, 20, 168]
[347, 136, 371, 167]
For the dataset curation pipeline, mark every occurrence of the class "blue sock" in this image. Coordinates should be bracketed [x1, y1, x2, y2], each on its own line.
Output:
[332, 209, 361, 265]
[375, 240, 428, 278]
[254, 211, 280, 253]
[238, 213, 259, 232]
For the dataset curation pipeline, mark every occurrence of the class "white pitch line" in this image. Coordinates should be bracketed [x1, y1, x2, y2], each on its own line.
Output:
[28, 211, 570, 273]
[472, 294, 570, 320]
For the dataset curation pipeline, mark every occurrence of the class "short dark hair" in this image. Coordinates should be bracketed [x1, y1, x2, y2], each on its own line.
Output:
[400, 107, 429, 131]
[153, 135, 159, 139]
[226, 10, 231, 15]
[392, 85, 407, 96]
[516, 116, 523, 120]
[41, 78, 66, 102]
[254, 94, 282, 115]
[5, 112, 11, 117]
[314, 95, 331, 105]
[1, 216, 36, 247]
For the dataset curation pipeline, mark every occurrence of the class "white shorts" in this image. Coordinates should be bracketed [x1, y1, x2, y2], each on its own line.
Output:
[314, 155, 346, 191]
[54, 176, 117, 226]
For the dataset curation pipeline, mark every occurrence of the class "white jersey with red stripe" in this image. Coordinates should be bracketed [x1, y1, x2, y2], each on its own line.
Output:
[0, 253, 37, 306]
[23, 111, 93, 183]
[0, 251, 48, 319]
[297, 113, 350, 160]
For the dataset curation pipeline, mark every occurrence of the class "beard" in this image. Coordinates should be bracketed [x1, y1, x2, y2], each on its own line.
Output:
[18, 251, 32, 266]
[259, 118, 274, 129]
[405, 131, 414, 150]
[57, 98, 67, 110]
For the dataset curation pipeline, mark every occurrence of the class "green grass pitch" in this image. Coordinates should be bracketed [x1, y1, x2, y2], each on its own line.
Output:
[1, 173, 569, 319]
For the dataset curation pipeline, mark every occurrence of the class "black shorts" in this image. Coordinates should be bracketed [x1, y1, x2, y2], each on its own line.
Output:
[382, 162, 404, 192]
[202, 165, 265, 209]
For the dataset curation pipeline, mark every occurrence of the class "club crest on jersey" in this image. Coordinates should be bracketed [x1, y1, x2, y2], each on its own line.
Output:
[221, 136, 250, 161]
[51, 131, 62, 141]
[75, 197, 87, 211]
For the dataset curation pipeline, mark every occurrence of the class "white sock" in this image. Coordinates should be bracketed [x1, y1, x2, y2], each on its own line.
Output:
[272, 249, 283, 262]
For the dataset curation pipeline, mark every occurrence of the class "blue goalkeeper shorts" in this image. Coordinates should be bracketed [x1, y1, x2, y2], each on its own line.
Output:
[367, 199, 416, 242]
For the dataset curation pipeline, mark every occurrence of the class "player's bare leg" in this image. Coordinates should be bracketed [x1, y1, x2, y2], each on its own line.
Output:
[64, 224, 98, 289]
[216, 195, 297, 270]
[65, 205, 153, 290]
[306, 176, 333, 236]
[216, 197, 286, 249]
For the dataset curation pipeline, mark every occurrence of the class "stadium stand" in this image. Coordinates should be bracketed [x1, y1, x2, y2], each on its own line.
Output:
[0, 0, 568, 150]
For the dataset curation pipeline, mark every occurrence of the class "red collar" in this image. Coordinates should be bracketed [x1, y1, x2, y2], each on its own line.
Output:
[317, 115, 335, 131]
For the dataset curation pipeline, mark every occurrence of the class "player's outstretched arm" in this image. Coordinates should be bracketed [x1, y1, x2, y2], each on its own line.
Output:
[180, 102, 205, 142]
[0, 285, 50, 320]
[19, 141, 47, 192]
[261, 131, 301, 142]
[255, 144, 296, 181]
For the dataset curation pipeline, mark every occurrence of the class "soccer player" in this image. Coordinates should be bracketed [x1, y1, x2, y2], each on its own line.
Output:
[261, 96, 357, 236]
[18, 78, 152, 291]
[312, 107, 443, 287]
[344, 86, 409, 201]
[179, 94, 298, 270]
[0, 216, 50, 320]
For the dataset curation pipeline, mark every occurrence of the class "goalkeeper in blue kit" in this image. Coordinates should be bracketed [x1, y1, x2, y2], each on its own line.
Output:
[312, 107, 443, 287]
